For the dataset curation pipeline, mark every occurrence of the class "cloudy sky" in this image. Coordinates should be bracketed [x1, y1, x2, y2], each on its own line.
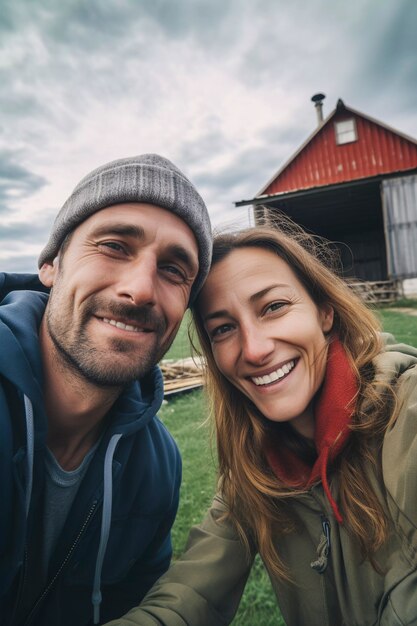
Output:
[1, 0, 416, 272]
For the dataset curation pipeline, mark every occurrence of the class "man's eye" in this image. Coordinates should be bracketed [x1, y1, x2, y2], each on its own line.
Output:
[161, 265, 187, 283]
[100, 241, 126, 253]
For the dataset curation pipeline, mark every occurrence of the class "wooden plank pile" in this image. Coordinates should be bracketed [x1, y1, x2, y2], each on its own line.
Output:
[160, 356, 205, 397]
[346, 279, 401, 304]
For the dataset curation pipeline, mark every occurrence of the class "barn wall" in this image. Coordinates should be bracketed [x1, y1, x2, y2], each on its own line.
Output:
[264, 113, 417, 195]
[382, 174, 417, 278]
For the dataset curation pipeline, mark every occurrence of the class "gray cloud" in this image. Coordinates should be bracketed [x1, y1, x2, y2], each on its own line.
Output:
[177, 122, 233, 164]
[0, 253, 38, 273]
[0, 1, 17, 34]
[353, 0, 417, 107]
[193, 148, 275, 195]
[0, 214, 54, 273]
[0, 151, 47, 211]
[1, 0, 416, 272]
[0, 215, 53, 242]
[1, 0, 240, 62]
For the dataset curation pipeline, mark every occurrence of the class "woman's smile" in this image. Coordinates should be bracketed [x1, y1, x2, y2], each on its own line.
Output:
[249, 358, 298, 387]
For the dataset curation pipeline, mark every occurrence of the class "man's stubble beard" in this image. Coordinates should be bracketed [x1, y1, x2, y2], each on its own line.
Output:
[45, 290, 171, 388]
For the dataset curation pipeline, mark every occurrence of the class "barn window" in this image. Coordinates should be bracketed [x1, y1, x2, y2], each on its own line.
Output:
[335, 119, 357, 145]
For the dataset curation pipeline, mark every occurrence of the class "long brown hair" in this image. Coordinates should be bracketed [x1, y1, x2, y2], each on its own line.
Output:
[191, 225, 396, 579]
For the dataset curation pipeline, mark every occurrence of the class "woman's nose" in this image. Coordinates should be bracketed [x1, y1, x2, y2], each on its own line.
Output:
[240, 327, 275, 365]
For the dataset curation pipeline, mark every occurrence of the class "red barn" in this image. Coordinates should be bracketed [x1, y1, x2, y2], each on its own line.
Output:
[236, 98, 417, 283]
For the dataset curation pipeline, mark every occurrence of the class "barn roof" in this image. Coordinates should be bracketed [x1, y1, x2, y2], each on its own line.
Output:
[252, 99, 417, 200]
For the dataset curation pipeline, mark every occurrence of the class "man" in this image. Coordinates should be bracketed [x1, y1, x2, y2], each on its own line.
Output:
[0, 154, 212, 625]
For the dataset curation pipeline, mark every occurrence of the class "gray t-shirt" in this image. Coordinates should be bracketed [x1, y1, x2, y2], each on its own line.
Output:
[15, 442, 101, 625]
[43, 441, 99, 575]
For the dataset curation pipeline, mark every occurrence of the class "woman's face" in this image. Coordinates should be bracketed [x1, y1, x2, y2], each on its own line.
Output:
[198, 247, 334, 439]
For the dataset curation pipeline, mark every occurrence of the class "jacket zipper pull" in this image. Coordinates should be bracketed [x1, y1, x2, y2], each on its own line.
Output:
[310, 516, 331, 574]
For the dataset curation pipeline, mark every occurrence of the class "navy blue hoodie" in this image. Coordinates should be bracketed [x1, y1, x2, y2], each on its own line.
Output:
[0, 274, 181, 625]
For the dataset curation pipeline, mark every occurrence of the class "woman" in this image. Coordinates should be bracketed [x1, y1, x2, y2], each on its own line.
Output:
[107, 226, 417, 626]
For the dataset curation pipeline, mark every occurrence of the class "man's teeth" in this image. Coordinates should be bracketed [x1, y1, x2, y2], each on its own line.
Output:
[103, 318, 145, 332]
[251, 360, 296, 386]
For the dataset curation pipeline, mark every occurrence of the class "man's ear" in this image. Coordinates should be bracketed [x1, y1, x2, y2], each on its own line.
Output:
[39, 257, 58, 288]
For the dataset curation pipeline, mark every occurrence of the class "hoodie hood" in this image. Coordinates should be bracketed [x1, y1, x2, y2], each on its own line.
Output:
[0, 272, 49, 301]
[374, 332, 417, 376]
[0, 273, 49, 412]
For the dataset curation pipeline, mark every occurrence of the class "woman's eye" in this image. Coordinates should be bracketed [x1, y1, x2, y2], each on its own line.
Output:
[211, 324, 233, 339]
[265, 301, 286, 314]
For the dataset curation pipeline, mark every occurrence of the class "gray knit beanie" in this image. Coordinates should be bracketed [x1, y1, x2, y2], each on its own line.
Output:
[38, 154, 212, 303]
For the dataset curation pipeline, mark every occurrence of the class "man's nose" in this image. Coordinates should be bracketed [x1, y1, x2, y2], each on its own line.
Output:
[116, 257, 157, 306]
[240, 326, 275, 365]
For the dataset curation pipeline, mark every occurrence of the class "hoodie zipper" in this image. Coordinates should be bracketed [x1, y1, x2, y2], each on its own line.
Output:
[9, 547, 29, 625]
[22, 500, 99, 626]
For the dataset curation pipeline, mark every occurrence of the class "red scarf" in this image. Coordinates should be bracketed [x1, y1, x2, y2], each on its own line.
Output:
[265, 338, 358, 523]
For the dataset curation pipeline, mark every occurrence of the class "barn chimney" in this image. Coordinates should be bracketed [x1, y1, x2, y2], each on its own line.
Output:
[311, 93, 326, 126]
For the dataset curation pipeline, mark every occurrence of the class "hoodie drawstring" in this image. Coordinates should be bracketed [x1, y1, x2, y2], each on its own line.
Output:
[23, 394, 123, 623]
[92, 433, 122, 624]
[23, 395, 34, 519]
[310, 516, 331, 573]
[319, 445, 343, 524]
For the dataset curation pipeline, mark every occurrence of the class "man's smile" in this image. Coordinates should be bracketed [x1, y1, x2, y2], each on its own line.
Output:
[101, 316, 154, 333]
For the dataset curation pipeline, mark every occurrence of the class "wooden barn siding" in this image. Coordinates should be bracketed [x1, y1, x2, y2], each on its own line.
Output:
[264, 114, 417, 195]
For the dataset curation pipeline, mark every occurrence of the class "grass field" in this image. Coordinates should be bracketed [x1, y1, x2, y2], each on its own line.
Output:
[159, 305, 417, 626]
[377, 309, 417, 346]
[164, 311, 196, 360]
[160, 391, 284, 626]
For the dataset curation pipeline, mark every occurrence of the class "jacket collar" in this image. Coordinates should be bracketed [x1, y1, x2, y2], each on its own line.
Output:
[266, 338, 358, 523]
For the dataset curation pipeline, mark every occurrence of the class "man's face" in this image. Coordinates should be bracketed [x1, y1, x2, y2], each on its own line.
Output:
[39, 203, 199, 388]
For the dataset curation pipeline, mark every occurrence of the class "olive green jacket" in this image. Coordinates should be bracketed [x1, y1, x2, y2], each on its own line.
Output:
[106, 342, 417, 626]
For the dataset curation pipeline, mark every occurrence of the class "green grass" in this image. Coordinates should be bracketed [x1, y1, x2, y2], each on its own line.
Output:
[160, 391, 285, 626]
[160, 392, 217, 552]
[159, 304, 417, 625]
[163, 311, 198, 361]
[382, 297, 417, 309]
[377, 309, 417, 347]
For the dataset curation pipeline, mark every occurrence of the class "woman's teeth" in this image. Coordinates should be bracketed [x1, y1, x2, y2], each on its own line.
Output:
[251, 360, 296, 386]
